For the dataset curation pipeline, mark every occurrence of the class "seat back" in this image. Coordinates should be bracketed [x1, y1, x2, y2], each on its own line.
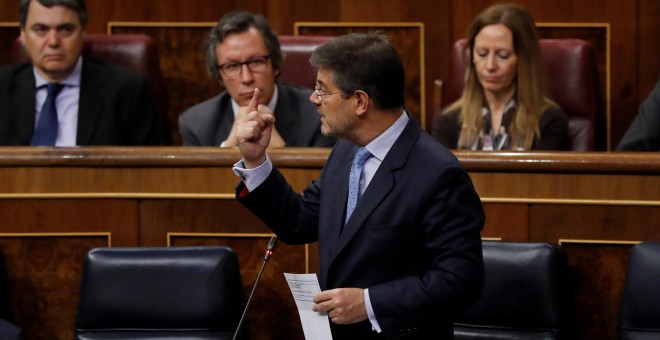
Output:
[439, 38, 601, 151]
[454, 241, 576, 340]
[74, 246, 244, 340]
[277, 35, 334, 89]
[619, 242, 660, 340]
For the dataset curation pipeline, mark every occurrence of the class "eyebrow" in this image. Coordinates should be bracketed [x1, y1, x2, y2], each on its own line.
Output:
[30, 23, 77, 30]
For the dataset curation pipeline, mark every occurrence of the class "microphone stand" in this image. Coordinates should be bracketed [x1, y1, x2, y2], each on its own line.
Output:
[232, 236, 278, 340]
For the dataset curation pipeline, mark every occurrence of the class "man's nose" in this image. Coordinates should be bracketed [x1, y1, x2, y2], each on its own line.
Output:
[240, 64, 255, 83]
[45, 29, 61, 47]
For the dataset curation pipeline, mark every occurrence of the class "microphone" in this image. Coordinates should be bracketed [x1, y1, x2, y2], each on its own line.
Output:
[233, 235, 278, 340]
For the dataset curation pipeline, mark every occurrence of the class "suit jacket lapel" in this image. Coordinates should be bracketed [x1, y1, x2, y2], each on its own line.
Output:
[215, 96, 235, 146]
[326, 118, 422, 270]
[77, 58, 104, 145]
[10, 67, 37, 144]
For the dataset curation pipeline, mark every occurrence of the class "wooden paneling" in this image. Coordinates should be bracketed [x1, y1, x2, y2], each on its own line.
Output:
[560, 242, 633, 340]
[109, 23, 218, 146]
[0, 235, 110, 339]
[0, 23, 19, 66]
[638, 0, 660, 100]
[0, 148, 659, 338]
[482, 203, 529, 241]
[0, 0, 654, 149]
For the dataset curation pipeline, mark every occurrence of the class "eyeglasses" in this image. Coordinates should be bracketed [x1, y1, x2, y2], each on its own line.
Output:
[217, 55, 270, 78]
[314, 83, 343, 103]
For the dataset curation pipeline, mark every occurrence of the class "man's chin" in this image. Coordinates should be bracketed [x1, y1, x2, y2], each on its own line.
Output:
[320, 125, 336, 138]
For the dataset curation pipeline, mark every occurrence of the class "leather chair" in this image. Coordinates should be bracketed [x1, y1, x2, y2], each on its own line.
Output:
[11, 34, 170, 143]
[619, 242, 660, 340]
[278, 35, 333, 89]
[454, 241, 576, 339]
[436, 38, 601, 151]
[74, 246, 244, 340]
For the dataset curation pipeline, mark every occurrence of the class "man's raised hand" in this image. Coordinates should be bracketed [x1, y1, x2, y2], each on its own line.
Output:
[236, 88, 274, 168]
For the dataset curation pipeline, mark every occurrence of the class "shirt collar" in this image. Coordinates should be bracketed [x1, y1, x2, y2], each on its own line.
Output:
[231, 84, 279, 118]
[34, 56, 83, 88]
[482, 98, 516, 117]
[364, 110, 409, 162]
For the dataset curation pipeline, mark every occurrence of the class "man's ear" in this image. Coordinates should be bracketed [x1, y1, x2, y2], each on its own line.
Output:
[354, 90, 369, 116]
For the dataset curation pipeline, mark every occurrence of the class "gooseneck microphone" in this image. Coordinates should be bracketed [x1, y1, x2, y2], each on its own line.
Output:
[233, 235, 279, 340]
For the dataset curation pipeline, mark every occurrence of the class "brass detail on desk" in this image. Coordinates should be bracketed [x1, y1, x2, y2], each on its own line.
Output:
[107, 21, 216, 33]
[558, 239, 639, 246]
[0, 232, 111, 245]
[481, 237, 502, 241]
[481, 198, 660, 207]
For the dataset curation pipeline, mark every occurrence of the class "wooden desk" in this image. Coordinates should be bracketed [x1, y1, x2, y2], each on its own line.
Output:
[1, 147, 659, 339]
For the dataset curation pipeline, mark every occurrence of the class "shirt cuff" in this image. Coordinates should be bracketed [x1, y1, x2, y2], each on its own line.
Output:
[364, 288, 382, 333]
[232, 155, 273, 192]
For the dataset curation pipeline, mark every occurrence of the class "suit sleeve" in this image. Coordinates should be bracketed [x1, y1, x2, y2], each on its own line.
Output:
[178, 113, 201, 146]
[236, 166, 322, 245]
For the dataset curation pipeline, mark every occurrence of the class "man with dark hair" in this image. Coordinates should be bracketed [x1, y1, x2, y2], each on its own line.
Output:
[178, 10, 334, 147]
[233, 33, 484, 339]
[0, 0, 165, 146]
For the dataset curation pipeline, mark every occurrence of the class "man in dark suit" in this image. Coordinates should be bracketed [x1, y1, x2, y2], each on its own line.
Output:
[178, 11, 334, 147]
[0, 0, 164, 146]
[617, 78, 660, 151]
[233, 33, 484, 339]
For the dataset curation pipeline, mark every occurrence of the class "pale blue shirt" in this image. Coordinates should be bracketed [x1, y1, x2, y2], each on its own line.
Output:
[233, 111, 409, 333]
[33, 56, 82, 147]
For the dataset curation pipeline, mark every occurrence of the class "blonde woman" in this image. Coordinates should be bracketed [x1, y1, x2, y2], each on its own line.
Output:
[433, 3, 570, 150]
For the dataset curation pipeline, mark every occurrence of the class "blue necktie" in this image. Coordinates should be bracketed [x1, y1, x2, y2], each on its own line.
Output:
[31, 83, 64, 146]
[345, 146, 372, 223]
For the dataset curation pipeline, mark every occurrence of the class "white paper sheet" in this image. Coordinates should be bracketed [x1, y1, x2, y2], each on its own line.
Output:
[284, 273, 333, 340]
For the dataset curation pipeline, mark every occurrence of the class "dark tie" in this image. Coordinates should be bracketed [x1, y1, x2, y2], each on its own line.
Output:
[345, 146, 372, 223]
[31, 83, 64, 146]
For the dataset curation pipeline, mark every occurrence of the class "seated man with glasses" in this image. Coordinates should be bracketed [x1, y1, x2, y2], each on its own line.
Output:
[178, 10, 335, 147]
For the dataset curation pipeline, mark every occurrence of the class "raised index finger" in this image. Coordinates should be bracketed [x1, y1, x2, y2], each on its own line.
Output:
[247, 88, 260, 114]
